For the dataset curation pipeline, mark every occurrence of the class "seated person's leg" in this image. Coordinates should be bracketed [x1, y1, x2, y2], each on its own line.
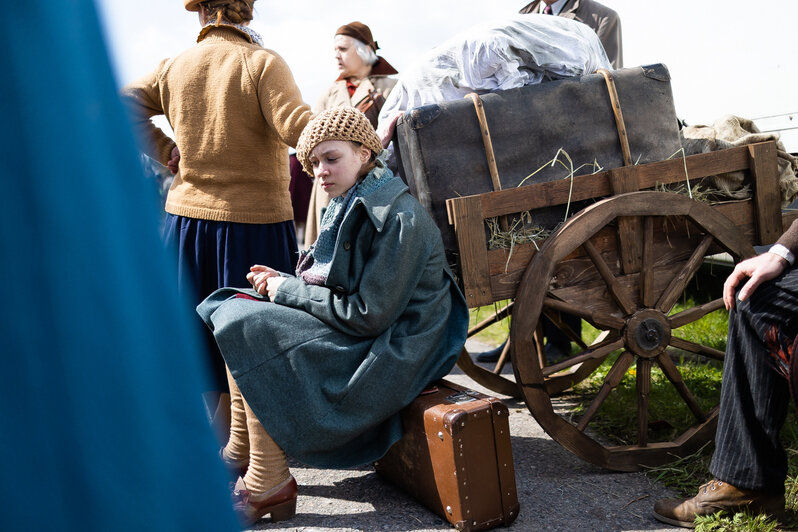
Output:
[654, 267, 798, 527]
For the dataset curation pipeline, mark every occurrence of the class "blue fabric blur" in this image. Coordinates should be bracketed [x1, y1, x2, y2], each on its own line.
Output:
[0, 2, 237, 531]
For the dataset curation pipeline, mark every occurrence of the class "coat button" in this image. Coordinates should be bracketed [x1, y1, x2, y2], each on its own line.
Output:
[335, 285, 345, 293]
[343, 241, 351, 250]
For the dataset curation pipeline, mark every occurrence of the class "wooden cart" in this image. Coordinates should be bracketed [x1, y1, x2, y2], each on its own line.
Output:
[444, 139, 797, 472]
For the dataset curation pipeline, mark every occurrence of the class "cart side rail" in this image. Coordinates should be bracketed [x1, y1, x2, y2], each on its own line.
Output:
[447, 141, 782, 308]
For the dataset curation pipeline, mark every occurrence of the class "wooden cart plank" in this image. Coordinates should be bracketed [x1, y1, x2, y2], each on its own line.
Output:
[472, 144, 759, 219]
[446, 143, 783, 307]
[748, 142, 783, 243]
[448, 195, 493, 307]
[609, 166, 643, 274]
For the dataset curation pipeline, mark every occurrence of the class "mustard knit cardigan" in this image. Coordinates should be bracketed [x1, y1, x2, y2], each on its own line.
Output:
[122, 25, 312, 224]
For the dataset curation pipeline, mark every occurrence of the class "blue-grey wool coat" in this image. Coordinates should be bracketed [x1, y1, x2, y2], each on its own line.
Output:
[197, 174, 469, 468]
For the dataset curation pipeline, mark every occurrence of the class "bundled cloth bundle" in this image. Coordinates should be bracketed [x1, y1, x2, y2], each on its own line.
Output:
[681, 115, 798, 206]
[378, 14, 611, 123]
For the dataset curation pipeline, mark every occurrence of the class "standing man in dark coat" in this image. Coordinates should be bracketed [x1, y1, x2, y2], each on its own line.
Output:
[654, 220, 798, 527]
[520, 0, 623, 69]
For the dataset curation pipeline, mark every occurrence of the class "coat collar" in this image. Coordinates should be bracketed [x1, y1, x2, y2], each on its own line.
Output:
[197, 24, 259, 45]
[351, 171, 408, 232]
[522, 0, 579, 15]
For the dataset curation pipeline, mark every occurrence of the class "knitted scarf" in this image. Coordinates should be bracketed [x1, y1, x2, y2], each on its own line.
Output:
[296, 154, 390, 286]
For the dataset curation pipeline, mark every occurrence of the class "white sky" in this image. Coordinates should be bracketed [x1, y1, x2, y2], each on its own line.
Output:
[95, 0, 798, 149]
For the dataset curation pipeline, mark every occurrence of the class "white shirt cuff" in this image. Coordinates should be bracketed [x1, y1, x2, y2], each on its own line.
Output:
[769, 243, 795, 266]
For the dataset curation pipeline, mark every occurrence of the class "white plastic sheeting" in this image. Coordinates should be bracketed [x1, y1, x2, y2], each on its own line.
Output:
[379, 14, 611, 123]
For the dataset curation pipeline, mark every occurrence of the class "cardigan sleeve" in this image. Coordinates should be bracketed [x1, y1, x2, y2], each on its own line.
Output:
[249, 51, 312, 149]
[272, 209, 432, 337]
[120, 59, 177, 166]
[776, 219, 798, 255]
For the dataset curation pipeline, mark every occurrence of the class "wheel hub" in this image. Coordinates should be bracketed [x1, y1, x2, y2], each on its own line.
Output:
[625, 309, 671, 358]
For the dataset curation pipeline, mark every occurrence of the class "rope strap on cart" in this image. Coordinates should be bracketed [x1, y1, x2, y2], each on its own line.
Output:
[466, 92, 503, 192]
[595, 68, 633, 167]
[467, 68, 633, 190]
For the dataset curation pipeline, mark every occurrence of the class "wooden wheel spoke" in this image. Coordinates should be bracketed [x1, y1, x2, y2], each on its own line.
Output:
[656, 353, 707, 421]
[582, 239, 636, 315]
[668, 298, 725, 329]
[656, 233, 714, 313]
[457, 349, 520, 398]
[669, 336, 725, 361]
[640, 216, 655, 308]
[542, 308, 588, 350]
[544, 296, 625, 331]
[492, 338, 512, 373]
[468, 301, 513, 336]
[637, 359, 652, 447]
[543, 336, 624, 377]
[576, 351, 635, 431]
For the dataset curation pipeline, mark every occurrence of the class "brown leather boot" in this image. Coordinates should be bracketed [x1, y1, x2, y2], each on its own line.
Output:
[653, 479, 785, 528]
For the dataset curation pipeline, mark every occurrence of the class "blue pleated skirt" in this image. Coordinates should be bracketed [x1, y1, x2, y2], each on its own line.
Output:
[163, 213, 298, 391]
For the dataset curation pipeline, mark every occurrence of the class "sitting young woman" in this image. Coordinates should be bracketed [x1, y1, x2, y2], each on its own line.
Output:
[198, 107, 469, 525]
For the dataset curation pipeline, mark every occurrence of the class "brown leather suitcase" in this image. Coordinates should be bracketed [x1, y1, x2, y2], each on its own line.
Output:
[374, 380, 519, 531]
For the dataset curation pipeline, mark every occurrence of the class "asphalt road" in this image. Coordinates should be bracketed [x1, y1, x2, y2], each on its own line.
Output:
[245, 341, 683, 532]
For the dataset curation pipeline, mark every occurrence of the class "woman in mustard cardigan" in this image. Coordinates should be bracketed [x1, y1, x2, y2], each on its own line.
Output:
[121, 0, 312, 437]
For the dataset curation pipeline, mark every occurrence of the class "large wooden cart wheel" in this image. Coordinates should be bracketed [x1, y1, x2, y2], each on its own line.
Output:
[511, 191, 755, 471]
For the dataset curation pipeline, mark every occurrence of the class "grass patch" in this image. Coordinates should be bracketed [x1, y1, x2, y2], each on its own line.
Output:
[694, 511, 781, 532]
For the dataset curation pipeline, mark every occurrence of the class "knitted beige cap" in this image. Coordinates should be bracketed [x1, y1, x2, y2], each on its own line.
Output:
[296, 108, 384, 175]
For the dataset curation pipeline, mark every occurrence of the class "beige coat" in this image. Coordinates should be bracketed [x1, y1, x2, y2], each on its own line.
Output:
[314, 76, 397, 114]
[304, 75, 397, 246]
[520, 0, 623, 69]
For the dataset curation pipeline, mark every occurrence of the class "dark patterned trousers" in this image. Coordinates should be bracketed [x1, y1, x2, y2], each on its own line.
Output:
[710, 265, 798, 494]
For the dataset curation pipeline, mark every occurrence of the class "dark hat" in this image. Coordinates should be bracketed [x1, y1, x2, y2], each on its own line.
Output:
[336, 21, 379, 51]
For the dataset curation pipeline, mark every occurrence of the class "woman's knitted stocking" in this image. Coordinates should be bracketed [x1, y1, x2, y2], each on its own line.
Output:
[222, 366, 249, 463]
[242, 396, 291, 492]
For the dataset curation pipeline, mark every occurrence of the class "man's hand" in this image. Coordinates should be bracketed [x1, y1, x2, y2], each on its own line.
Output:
[723, 252, 788, 309]
[376, 111, 403, 148]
